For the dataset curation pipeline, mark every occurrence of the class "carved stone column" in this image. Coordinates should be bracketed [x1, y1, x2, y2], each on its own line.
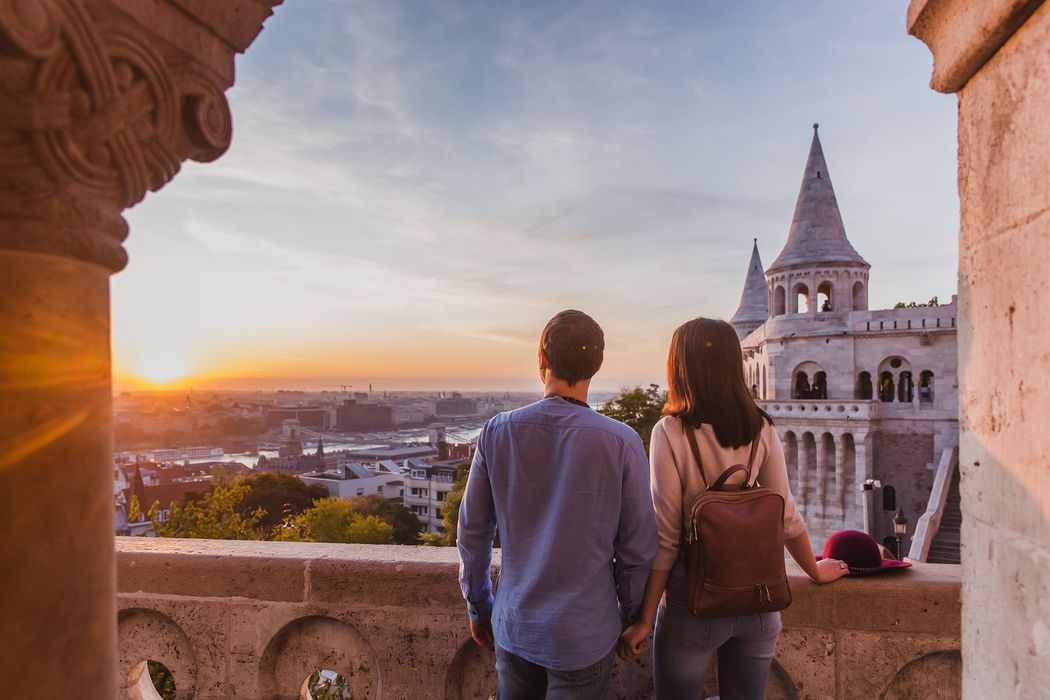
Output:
[0, 1, 280, 696]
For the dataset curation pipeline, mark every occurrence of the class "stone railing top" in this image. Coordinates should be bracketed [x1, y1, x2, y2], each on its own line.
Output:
[116, 537, 960, 636]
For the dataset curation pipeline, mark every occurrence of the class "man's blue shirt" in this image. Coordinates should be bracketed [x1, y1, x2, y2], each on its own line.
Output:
[457, 396, 658, 671]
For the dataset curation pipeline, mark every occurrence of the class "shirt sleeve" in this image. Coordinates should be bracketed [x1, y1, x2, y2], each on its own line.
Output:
[613, 432, 659, 623]
[650, 419, 685, 570]
[755, 423, 807, 540]
[457, 424, 496, 620]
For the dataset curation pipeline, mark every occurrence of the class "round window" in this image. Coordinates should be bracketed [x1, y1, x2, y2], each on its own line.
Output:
[890, 357, 903, 369]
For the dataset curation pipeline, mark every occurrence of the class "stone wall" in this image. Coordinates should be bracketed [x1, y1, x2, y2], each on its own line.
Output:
[908, 0, 1050, 697]
[874, 431, 936, 544]
[116, 538, 960, 699]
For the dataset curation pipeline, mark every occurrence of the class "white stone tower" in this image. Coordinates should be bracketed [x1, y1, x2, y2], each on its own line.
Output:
[766, 124, 870, 318]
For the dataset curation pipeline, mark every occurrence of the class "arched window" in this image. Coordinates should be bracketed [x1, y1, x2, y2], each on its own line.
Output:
[857, 371, 873, 400]
[817, 281, 834, 312]
[919, 370, 935, 404]
[814, 371, 828, 399]
[761, 365, 767, 399]
[794, 371, 811, 399]
[773, 285, 786, 316]
[852, 280, 867, 311]
[879, 371, 895, 402]
[898, 371, 914, 402]
[793, 283, 810, 314]
[882, 485, 897, 511]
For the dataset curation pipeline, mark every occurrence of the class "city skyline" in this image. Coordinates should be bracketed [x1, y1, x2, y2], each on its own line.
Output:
[112, 1, 958, 392]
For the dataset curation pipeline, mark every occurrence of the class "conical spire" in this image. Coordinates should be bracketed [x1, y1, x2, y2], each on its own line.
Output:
[768, 124, 868, 272]
[730, 239, 769, 340]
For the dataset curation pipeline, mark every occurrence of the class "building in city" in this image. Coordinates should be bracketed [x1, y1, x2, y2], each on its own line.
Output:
[403, 459, 460, 533]
[264, 404, 329, 429]
[300, 463, 405, 501]
[434, 393, 478, 418]
[334, 399, 392, 431]
[730, 125, 959, 557]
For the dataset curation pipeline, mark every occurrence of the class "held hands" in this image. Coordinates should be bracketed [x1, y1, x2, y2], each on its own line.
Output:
[470, 618, 495, 652]
[813, 557, 850, 584]
[616, 619, 653, 660]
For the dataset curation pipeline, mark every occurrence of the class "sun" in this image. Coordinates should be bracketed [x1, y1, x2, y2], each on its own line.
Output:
[135, 355, 192, 387]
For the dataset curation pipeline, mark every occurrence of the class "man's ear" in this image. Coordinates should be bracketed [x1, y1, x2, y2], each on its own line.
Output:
[538, 348, 550, 371]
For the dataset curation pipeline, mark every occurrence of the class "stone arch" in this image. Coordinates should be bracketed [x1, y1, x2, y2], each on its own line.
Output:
[118, 608, 197, 700]
[259, 615, 379, 700]
[817, 280, 834, 312]
[919, 370, 935, 404]
[444, 639, 496, 700]
[783, 431, 799, 493]
[878, 356, 913, 403]
[898, 370, 915, 402]
[820, 431, 836, 505]
[800, 432, 817, 512]
[773, 284, 787, 316]
[881, 650, 961, 699]
[852, 280, 867, 311]
[840, 432, 857, 523]
[792, 361, 825, 399]
[857, 371, 873, 400]
[792, 282, 810, 314]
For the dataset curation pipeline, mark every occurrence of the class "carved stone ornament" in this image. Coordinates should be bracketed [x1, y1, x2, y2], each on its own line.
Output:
[0, 0, 245, 271]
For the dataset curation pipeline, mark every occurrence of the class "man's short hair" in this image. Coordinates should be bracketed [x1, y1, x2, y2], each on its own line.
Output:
[540, 310, 605, 385]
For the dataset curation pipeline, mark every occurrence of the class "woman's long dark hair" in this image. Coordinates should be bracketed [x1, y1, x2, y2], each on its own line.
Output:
[663, 317, 772, 449]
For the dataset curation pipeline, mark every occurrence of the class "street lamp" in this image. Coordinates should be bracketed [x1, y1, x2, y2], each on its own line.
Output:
[893, 507, 909, 560]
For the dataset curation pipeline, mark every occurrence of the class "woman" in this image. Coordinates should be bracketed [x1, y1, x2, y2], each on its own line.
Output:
[618, 318, 847, 699]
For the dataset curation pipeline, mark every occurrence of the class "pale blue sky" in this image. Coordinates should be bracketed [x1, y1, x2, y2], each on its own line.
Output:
[113, 0, 957, 391]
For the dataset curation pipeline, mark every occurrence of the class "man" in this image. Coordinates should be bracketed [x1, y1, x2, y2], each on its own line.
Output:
[458, 310, 658, 698]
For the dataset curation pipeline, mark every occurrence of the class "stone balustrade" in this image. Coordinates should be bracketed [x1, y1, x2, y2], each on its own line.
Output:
[116, 538, 961, 699]
[760, 399, 881, 421]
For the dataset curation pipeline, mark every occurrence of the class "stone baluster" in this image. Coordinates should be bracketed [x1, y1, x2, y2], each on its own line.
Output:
[0, 1, 280, 695]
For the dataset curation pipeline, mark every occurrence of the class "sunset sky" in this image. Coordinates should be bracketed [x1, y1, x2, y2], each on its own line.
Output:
[112, 1, 958, 392]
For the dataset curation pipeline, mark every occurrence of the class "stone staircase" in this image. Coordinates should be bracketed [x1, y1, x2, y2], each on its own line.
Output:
[927, 465, 961, 564]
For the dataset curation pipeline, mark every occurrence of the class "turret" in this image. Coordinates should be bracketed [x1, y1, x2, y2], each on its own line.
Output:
[767, 125, 870, 317]
[730, 239, 769, 339]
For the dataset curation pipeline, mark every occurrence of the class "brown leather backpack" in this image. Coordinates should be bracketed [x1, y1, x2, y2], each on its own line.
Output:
[682, 427, 791, 617]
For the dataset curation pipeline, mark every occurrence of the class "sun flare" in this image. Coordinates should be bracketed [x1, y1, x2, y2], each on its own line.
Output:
[135, 355, 192, 387]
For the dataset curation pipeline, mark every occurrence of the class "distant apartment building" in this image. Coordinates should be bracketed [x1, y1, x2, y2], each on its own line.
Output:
[403, 459, 460, 533]
[334, 399, 392, 431]
[391, 401, 432, 426]
[300, 463, 405, 501]
[264, 405, 329, 430]
[434, 393, 478, 418]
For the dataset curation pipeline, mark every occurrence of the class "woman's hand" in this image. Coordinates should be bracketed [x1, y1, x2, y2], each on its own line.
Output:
[617, 620, 653, 660]
[813, 557, 850, 584]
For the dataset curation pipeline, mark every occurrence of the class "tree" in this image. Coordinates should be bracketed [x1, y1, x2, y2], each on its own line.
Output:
[276, 498, 394, 544]
[598, 384, 666, 452]
[336, 494, 422, 544]
[436, 462, 471, 545]
[152, 480, 264, 540]
[238, 472, 329, 532]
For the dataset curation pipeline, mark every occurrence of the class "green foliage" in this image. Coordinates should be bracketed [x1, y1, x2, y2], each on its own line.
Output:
[276, 498, 394, 544]
[893, 296, 940, 309]
[152, 480, 264, 540]
[238, 472, 329, 532]
[598, 384, 666, 452]
[307, 670, 352, 700]
[435, 462, 470, 545]
[334, 494, 422, 544]
[147, 661, 176, 699]
[127, 494, 142, 523]
[417, 532, 446, 546]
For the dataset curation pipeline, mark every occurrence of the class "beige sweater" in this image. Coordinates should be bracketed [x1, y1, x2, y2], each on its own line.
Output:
[649, 415, 806, 570]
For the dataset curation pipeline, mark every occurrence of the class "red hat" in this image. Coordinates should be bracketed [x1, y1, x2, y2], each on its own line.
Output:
[817, 530, 912, 576]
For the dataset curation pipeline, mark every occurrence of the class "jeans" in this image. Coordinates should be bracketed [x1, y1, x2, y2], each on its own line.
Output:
[495, 645, 616, 700]
[653, 566, 782, 700]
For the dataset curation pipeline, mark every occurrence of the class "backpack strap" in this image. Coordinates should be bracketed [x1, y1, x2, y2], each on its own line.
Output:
[684, 425, 710, 489]
[685, 424, 763, 490]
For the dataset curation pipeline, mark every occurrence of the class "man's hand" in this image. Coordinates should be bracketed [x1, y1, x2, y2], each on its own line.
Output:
[470, 617, 495, 652]
[616, 620, 652, 660]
